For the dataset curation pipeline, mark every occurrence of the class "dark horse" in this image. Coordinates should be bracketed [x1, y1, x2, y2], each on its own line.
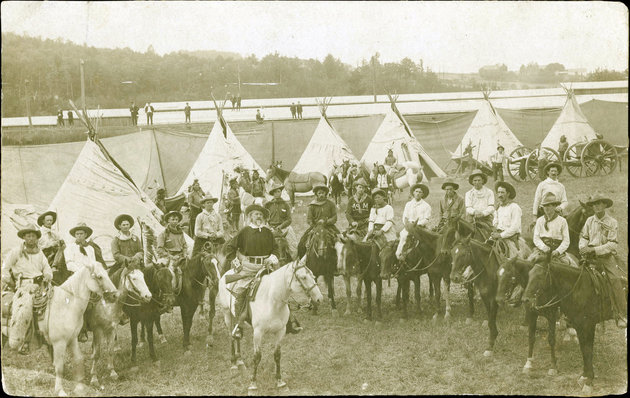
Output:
[379, 240, 421, 320]
[563, 200, 593, 257]
[124, 266, 175, 364]
[266, 161, 327, 207]
[299, 224, 339, 315]
[522, 257, 623, 394]
[329, 169, 345, 207]
[450, 235, 503, 357]
[338, 235, 382, 321]
[496, 256, 559, 376]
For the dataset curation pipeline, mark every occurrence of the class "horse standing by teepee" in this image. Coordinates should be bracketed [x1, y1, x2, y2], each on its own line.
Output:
[266, 161, 327, 208]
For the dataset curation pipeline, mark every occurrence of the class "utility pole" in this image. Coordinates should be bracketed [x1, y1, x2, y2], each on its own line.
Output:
[25, 79, 33, 129]
[237, 64, 241, 96]
[80, 59, 86, 110]
[371, 55, 377, 103]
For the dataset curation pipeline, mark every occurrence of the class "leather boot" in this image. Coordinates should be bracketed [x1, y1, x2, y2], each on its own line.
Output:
[286, 313, 302, 334]
[231, 293, 248, 339]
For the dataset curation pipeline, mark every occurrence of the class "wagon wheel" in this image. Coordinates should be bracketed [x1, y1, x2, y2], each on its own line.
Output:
[581, 139, 618, 176]
[525, 147, 560, 181]
[507, 146, 532, 182]
[563, 142, 586, 177]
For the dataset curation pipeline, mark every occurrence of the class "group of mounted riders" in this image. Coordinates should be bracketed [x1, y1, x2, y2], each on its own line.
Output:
[2, 151, 627, 368]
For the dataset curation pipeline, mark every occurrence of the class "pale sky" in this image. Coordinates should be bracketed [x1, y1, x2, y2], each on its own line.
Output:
[2, 1, 628, 73]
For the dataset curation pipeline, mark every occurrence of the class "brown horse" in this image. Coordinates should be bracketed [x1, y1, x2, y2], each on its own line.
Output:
[266, 161, 327, 207]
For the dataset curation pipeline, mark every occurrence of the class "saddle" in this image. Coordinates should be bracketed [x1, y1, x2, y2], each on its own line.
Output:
[582, 263, 614, 319]
[247, 267, 273, 301]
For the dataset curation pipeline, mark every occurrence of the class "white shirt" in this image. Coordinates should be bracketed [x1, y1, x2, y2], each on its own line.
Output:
[38, 226, 61, 250]
[368, 205, 396, 241]
[579, 213, 618, 256]
[533, 215, 570, 254]
[376, 174, 389, 189]
[465, 186, 495, 216]
[64, 242, 99, 273]
[402, 199, 431, 227]
[492, 202, 522, 239]
[533, 178, 568, 215]
[2, 244, 52, 281]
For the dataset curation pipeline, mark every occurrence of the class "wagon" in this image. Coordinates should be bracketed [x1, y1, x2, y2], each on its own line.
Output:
[507, 139, 623, 181]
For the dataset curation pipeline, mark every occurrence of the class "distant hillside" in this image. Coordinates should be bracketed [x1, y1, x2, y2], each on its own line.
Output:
[175, 49, 242, 60]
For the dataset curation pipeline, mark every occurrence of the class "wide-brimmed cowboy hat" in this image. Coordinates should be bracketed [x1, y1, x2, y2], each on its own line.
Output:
[268, 182, 284, 194]
[17, 223, 41, 239]
[468, 169, 488, 185]
[540, 192, 561, 207]
[410, 183, 429, 198]
[114, 214, 135, 230]
[312, 184, 329, 194]
[163, 211, 183, 222]
[543, 162, 563, 176]
[586, 193, 613, 208]
[37, 211, 57, 227]
[495, 181, 516, 200]
[200, 195, 219, 205]
[245, 204, 269, 218]
[353, 178, 368, 188]
[497, 144, 505, 150]
[441, 179, 459, 191]
[69, 222, 93, 238]
[371, 188, 387, 198]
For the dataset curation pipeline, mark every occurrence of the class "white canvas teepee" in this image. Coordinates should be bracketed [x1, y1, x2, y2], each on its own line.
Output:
[48, 139, 171, 265]
[292, 98, 358, 177]
[360, 95, 446, 178]
[540, 88, 598, 150]
[176, 100, 265, 204]
[1, 202, 43, 260]
[451, 91, 523, 168]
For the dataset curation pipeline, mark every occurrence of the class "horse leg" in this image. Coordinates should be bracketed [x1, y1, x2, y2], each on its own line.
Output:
[466, 283, 475, 324]
[414, 275, 422, 315]
[364, 278, 372, 321]
[52, 340, 68, 396]
[395, 284, 401, 309]
[206, 288, 218, 347]
[481, 294, 499, 357]
[273, 331, 287, 388]
[146, 320, 157, 362]
[155, 315, 166, 344]
[130, 319, 138, 364]
[69, 337, 87, 395]
[105, 328, 119, 380]
[138, 322, 146, 348]
[523, 307, 538, 373]
[326, 274, 337, 315]
[89, 329, 102, 387]
[375, 277, 382, 321]
[356, 277, 363, 314]
[401, 278, 409, 320]
[181, 305, 192, 351]
[576, 324, 595, 393]
[431, 275, 442, 323]
[249, 329, 263, 392]
[443, 278, 452, 322]
[343, 274, 352, 316]
[546, 309, 558, 376]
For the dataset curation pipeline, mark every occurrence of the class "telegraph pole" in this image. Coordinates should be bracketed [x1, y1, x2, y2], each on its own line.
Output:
[80, 59, 86, 110]
[237, 64, 241, 96]
[25, 79, 33, 129]
[371, 56, 377, 103]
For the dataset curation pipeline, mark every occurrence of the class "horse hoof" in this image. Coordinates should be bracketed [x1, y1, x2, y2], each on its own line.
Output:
[248, 384, 258, 395]
[113, 345, 121, 352]
[331, 309, 339, 317]
[482, 320, 488, 328]
[206, 335, 214, 347]
[483, 350, 493, 357]
[237, 359, 246, 369]
[184, 350, 192, 356]
[563, 334, 572, 343]
[577, 375, 587, 387]
[374, 320, 382, 326]
[137, 341, 144, 348]
[522, 366, 531, 374]
[154, 360, 161, 368]
[444, 313, 451, 322]
[344, 310, 352, 316]
[519, 325, 527, 332]
[129, 365, 139, 373]
[465, 318, 473, 325]
[230, 365, 238, 372]
[57, 389, 67, 397]
[159, 335, 167, 344]
[90, 377, 100, 387]
[363, 318, 369, 324]
[110, 370, 119, 381]
[432, 314, 438, 324]
[276, 379, 287, 389]
[73, 383, 86, 395]
[581, 384, 592, 395]
[547, 368, 557, 376]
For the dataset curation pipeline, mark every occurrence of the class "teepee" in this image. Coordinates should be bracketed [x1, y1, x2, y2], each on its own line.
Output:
[292, 97, 358, 177]
[540, 86, 598, 150]
[48, 104, 185, 265]
[176, 95, 265, 204]
[360, 94, 446, 178]
[451, 90, 523, 169]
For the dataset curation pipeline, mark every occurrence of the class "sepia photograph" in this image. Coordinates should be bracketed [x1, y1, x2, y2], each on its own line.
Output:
[1, 1, 627, 396]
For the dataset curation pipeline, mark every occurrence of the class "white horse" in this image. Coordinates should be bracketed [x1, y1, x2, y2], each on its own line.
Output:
[85, 268, 152, 388]
[217, 256, 323, 393]
[388, 161, 426, 190]
[38, 263, 118, 396]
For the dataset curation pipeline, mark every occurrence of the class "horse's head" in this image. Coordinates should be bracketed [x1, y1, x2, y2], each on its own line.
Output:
[196, 249, 221, 286]
[496, 256, 519, 304]
[310, 224, 335, 258]
[7, 283, 38, 350]
[290, 256, 323, 305]
[124, 268, 152, 303]
[450, 235, 474, 284]
[153, 267, 175, 312]
[439, 218, 460, 255]
[84, 263, 119, 302]
[522, 260, 552, 307]
[379, 240, 399, 279]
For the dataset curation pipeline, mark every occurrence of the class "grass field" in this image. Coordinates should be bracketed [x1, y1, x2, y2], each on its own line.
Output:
[2, 168, 627, 396]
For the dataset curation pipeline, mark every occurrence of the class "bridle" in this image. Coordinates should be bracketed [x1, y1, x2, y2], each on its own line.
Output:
[120, 270, 150, 306]
[288, 261, 318, 297]
[530, 262, 583, 311]
[152, 267, 175, 311]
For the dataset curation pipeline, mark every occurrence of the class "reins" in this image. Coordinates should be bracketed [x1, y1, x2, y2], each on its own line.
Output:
[533, 262, 584, 311]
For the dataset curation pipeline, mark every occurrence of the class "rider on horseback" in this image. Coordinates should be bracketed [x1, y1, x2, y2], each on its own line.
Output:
[364, 188, 396, 248]
[157, 211, 188, 290]
[226, 204, 283, 338]
[226, 178, 242, 232]
[490, 181, 522, 259]
[345, 178, 373, 238]
[110, 214, 144, 277]
[528, 192, 575, 267]
[265, 182, 298, 260]
[465, 169, 494, 227]
[436, 179, 465, 232]
[2, 224, 53, 354]
[396, 183, 431, 260]
[37, 211, 65, 282]
[532, 162, 568, 219]
[579, 193, 627, 327]
[193, 194, 225, 256]
[297, 184, 339, 258]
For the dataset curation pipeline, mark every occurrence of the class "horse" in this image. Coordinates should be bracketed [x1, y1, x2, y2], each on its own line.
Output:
[36, 263, 118, 396]
[379, 239, 423, 320]
[522, 257, 623, 394]
[450, 235, 504, 357]
[563, 200, 593, 257]
[336, 235, 383, 321]
[301, 223, 339, 315]
[217, 257, 324, 392]
[85, 268, 152, 388]
[124, 266, 175, 365]
[495, 256, 559, 376]
[266, 161, 327, 207]
[329, 167, 345, 207]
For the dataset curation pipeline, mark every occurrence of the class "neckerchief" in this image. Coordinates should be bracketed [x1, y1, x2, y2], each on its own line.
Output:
[21, 243, 40, 258]
[75, 240, 88, 256]
[248, 222, 265, 232]
[543, 212, 558, 232]
[117, 231, 133, 241]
